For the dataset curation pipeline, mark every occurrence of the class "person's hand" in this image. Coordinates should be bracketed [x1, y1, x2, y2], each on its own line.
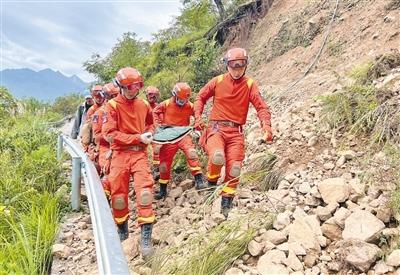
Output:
[191, 130, 202, 139]
[140, 132, 153, 144]
[194, 119, 205, 131]
[261, 126, 273, 143]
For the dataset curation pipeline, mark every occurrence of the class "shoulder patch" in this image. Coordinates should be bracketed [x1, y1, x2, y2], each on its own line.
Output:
[247, 78, 254, 89]
[217, 74, 224, 84]
[92, 114, 98, 123]
[108, 99, 117, 109]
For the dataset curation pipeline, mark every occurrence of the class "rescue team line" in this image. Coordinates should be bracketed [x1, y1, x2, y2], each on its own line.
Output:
[69, 47, 273, 259]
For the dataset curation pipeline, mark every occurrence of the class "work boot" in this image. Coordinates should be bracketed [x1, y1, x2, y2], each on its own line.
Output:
[155, 183, 167, 200]
[152, 166, 160, 181]
[117, 221, 129, 241]
[221, 196, 233, 218]
[140, 223, 154, 259]
[194, 173, 207, 190]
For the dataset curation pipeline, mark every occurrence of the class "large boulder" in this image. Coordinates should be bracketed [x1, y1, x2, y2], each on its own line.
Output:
[340, 239, 381, 272]
[287, 217, 321, 253]
[318, 177, 350, 204]
[342, 210, 385, 242]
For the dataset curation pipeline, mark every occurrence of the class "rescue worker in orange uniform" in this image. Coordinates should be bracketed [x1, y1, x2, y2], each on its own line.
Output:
[92, 83, 120, 199]
[82, 85, 105, 171]
[144, 86, 161, 180]
[153, 82, 207, 200]
[194, 48, 273, 218]
[102, 67, 155, 257]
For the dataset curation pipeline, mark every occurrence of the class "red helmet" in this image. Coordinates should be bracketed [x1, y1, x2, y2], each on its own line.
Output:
[172, 82, 191, 101]
[91, 85, 104, 103]
[115, 67, 144, 90]
[223, 48, 248, 68]
[145, 86, 160, 97]
[103, 83, 119, 98]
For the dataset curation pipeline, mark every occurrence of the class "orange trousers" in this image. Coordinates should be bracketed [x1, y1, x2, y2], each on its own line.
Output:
[151, 144, 161, 166]
[159, 135, 201, 184]
[108, 149, 155, 225]
[98, 143, 111, 198]
[203, 124, 245, 197]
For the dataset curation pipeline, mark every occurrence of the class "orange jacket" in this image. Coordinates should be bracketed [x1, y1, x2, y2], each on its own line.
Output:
[194, 73, 271, 128]
[86, 103, 102, 123]
[92, 105, 108, 148]
[102, 94, 154, 150]
[153, 98, 194, 126]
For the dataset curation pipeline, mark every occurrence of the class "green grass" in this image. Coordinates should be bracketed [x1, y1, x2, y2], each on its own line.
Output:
[0, 98, 66, 274]
[148, 213, 274, 275]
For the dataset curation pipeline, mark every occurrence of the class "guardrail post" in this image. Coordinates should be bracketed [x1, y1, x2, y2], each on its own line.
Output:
[71, 156, 82, 210]
[57, 135, 63, 161]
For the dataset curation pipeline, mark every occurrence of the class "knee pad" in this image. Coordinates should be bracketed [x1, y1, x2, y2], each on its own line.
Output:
[229, 162, 241, 178]
[113, 196, 126, 210]
[159, 163, 167, 173]
[212, 150, 225, 165]
[140, 189, 153, 206]
[188, 148, 198, 160]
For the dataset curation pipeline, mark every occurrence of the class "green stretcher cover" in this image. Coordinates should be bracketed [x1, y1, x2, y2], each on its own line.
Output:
[153, 126, 193, 144]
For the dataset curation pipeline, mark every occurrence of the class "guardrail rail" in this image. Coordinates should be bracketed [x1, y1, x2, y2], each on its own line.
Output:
[57, 134, 130, 275]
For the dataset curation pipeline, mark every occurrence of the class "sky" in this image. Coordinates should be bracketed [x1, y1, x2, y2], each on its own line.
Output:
[1, 0, 182, 82]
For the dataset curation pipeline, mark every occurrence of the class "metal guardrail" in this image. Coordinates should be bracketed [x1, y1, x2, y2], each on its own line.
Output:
[57, 134, 130, 275]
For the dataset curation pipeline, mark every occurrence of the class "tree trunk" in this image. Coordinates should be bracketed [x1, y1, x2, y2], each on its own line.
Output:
[214, 0, 226, 20]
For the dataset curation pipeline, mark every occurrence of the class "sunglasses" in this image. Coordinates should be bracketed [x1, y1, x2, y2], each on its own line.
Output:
[227, 59, 247, 68]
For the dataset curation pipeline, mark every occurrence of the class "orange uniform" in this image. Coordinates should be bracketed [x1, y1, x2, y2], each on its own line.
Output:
[84, 103, 102, 170]
[194, 73, 271, 197]
[92, 104, 112, 198]
[102, 94, 155, 225]
[153, 98, 201, 184]
[149, 102, 160, 166]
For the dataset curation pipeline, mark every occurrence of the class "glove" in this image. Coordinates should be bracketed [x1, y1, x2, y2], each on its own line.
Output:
[194, 119, 205, 131]
[262, 126, 273, 143]
[140, 132, 153, 144]
[191, 130, 201, 139]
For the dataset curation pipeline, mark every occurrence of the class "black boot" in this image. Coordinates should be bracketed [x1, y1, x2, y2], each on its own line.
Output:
[207, 181, 218, 198]
[155, 183, 167, 200]
[221, 196, 233, 218]
[117, 221, 129, 241]
[152, 166, 160, 181]
[194, 174, 207, 190]
[140, 223, 154, 259]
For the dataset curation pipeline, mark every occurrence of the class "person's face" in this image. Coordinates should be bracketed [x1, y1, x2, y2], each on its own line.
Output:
[122, 83, 142, 99]
[147, 93, 158, 104]
[85, 98, 94, 106]
[226, 59, 247, 80]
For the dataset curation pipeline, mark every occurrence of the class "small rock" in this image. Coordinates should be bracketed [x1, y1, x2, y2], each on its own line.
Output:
[248, 240, 264, 257]
[77, 221, 87, 229]
[374, 260, 391, 274]
[298, 182, 311, 194]
[308, 136, 318, 147]
[288, 242, 307, 256]
[78, 231, 91, 241]
[323, 162, 335, 170]
[273, 212, 291, 230]
[386, 249, 400, 267]
[318, 178, 350, 204]
[287, 250, 303, 271]
[238, 188, 252, 199]
[225, 267, 244, 275]
[336, 155, 346, 167]
[321, 223, 342, 241]
[179, 179, 194, 191]
[211, 213, 226, 224]
[52, 244, 72, 258]
[304, 252, 318, 268]
[169, 187, 183, 199]
[261, 230, 287, 245]
[333, 207, 351, 228]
